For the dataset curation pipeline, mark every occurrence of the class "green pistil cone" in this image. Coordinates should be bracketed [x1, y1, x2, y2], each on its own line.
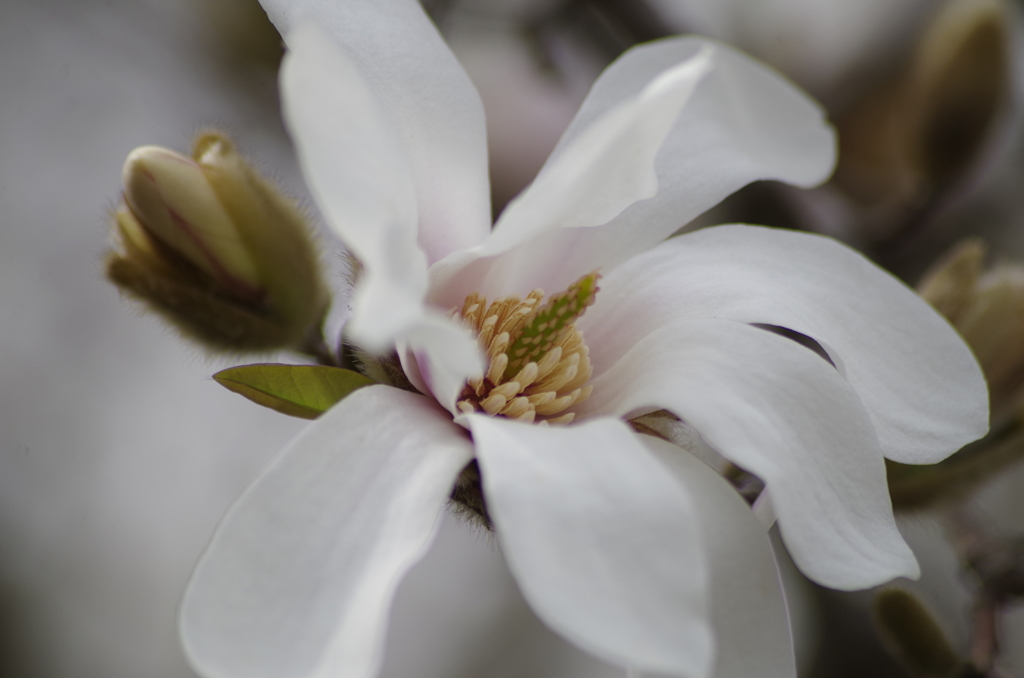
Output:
[503, 272, 599, 381]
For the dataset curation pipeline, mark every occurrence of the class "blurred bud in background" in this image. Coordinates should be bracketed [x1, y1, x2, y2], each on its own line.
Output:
[886, 239, 1024, 511]
[919, 239, 1024, 427]
[831, 0, 1012, 247]
[106, 132, 329, 352]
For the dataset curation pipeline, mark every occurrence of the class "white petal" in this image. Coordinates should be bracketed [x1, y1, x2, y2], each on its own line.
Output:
[180, 386, 474, 678]
[464, 414, 714, 677]
[428, 36, 835, 308]
[280, 24, 425, 348]
[579, 225, 988, 464]
[262, 0, 491, 264]
[398, 311, 485, 413]
[642, 435, 796, 678]
[484, 47, 713, 255]
[575, 318, 919, 589]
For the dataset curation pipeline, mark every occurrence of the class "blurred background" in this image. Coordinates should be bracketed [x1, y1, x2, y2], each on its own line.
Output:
[3, 0, 1024, 676]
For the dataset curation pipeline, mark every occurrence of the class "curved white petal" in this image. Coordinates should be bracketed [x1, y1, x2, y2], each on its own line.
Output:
[262, 0, 491, 264]
[398, 311, 485, 413]
[642, 435, 796, 678]
[181, 386, 473, 678]
[484, 47, 713, 255]
[280, 24, 425, 348]
[429, 36, 835, 308]
[465, 414, 713, 677]
[575, 318, 919, 589]
[579, 225, 988, 464]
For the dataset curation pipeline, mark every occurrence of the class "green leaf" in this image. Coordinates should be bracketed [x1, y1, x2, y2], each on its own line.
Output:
[214, 363, 376, 419]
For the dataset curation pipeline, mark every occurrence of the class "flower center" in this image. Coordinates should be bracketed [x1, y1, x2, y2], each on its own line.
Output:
[453, 272, 599, 425]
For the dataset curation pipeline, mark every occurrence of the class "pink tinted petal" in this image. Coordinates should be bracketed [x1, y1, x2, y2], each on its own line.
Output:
[261, 0, 491, 263]
[465, 414, 713, 677]
[576, 318, 918, 589]
[579, 225, 988, 464]
[181, 386, 473, 678]
[398, 312, 485, 413]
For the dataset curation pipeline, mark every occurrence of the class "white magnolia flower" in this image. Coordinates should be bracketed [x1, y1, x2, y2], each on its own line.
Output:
[179, 2, 988, 678]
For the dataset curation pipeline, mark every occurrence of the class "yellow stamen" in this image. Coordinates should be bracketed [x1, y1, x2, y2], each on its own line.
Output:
[491, 381, 522, 400]
[485, 353, 509, 389]
[546, 412, 575, 425]
[481, 393, 508, 415]
[452, 272, 599, 425]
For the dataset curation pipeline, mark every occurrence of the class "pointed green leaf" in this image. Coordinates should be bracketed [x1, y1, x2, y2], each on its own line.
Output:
[214, 363, 376, 419]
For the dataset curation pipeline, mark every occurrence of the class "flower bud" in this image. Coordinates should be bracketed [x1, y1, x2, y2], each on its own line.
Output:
[912, 0, 1009, 189]
[916, 238, 984, 325]
[835, 0, 1009, 209]
[956, 266, 1024, 418]
[106, 132, 328, 351]
[121, 144, 264, 297]
[918, 239, 1024, 425]
[890, 240, 1024, 509]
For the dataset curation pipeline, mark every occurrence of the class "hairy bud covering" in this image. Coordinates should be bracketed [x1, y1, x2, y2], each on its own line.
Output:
[107, 132, 328, 351]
